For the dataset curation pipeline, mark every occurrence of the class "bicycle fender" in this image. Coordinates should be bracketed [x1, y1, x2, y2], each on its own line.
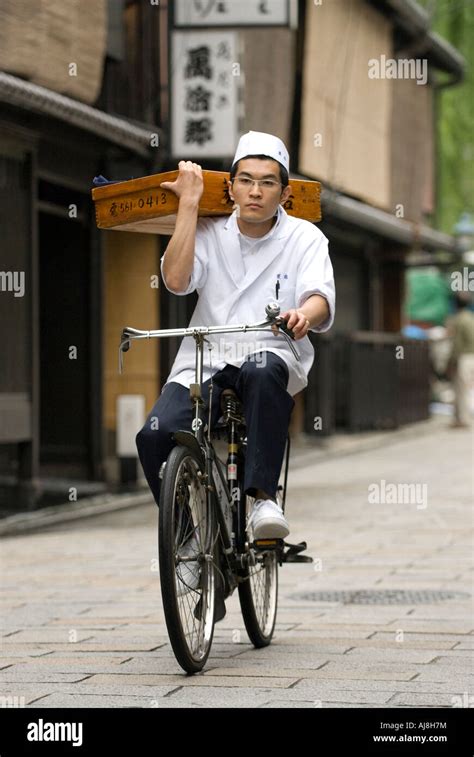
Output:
[172, 431, 205, 465]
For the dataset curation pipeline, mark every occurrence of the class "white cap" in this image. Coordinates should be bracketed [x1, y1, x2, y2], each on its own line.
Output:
[232, 130, 289, 173]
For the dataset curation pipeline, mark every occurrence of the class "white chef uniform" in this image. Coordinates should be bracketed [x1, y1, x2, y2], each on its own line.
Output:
[238, 212, 280, 275]
[160, 203, 335, 397]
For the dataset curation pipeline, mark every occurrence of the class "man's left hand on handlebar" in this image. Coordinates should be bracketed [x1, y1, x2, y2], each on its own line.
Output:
[272, 308, 310, 341]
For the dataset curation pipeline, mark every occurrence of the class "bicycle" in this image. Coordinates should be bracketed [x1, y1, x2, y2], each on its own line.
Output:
[119, 302, 313, 674]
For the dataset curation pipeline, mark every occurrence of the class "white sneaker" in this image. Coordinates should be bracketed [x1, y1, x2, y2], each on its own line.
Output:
[176, 533, 201, 596]
[247, 499, 290, 539]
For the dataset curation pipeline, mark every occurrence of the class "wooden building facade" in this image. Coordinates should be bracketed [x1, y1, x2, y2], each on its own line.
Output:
[0, 0, 464, 509]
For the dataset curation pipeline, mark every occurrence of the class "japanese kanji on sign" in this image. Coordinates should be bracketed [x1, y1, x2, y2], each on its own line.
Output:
[171, 31, 239, 159]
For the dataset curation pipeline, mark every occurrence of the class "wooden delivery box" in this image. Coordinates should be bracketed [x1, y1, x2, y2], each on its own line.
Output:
[92, 169, 321, 235]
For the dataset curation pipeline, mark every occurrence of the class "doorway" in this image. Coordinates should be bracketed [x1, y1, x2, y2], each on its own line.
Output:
[39, 204, 92, 478]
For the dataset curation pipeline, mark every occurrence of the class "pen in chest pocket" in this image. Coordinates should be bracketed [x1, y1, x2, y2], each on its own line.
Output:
[275, 279, 280, 300]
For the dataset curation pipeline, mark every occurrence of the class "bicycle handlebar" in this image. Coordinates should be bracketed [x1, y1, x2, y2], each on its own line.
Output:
[119, 303, 301, 373]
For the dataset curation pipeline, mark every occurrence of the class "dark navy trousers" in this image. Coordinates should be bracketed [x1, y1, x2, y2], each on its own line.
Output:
[135, 352, 295, 507]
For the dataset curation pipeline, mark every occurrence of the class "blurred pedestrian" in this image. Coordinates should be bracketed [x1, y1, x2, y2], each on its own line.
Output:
[447, 292, 474, 428]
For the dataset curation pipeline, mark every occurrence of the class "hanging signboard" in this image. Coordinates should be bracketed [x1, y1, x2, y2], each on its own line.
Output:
[174, 0, 290, 27]
[171, 31, 239, 159]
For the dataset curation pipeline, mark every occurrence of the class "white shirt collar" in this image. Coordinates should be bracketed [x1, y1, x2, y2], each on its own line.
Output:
[224, 202, 287, 239]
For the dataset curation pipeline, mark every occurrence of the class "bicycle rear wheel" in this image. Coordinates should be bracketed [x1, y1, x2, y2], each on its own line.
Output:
[159, 444, 217, 673]
[238, 493, 278, 647]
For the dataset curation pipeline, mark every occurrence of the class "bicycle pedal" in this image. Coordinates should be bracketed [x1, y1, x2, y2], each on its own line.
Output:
[253, 538, 282, 549]
[282, 540, 313, 563]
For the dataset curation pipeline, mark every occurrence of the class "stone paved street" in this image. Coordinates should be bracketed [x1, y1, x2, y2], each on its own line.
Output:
[1, 421, 473, 708]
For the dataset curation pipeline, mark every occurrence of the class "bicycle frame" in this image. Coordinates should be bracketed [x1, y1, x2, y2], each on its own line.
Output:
[119, 303, 312, 573]
[119, 307, 304, 566]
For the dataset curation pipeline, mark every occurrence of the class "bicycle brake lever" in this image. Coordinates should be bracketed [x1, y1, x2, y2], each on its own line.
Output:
[269, 318, 300, 362]
[118, 340, 129, 374]
[246, 318, 301, 362]
[278, 328, 300, 361]
[119, 328, 137, 373]
[276, 316, 296, 341]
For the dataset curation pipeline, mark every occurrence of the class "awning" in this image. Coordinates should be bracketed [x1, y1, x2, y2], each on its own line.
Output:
[289, 172, 458, 253]
[379, 0, 466, 83]
[321, 189, 458, 253]
[0, 72, 160, 158]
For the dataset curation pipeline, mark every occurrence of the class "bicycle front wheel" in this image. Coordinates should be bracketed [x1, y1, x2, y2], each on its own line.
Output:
[238, 494, 278, 647]
[159, 444, 217, 673]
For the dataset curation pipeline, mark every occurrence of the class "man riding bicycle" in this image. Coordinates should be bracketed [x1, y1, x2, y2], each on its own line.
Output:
[136, 130, 335, 546]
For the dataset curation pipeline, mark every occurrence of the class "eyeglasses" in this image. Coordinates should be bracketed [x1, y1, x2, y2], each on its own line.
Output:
[231, 176, 282, 190]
